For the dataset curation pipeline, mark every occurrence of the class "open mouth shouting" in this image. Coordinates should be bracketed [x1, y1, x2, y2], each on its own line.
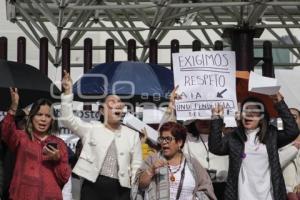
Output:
[36, 123, 49, 131]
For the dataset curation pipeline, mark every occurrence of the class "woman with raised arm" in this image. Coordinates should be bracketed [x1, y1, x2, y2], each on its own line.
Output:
[208, 93, 299, 200]
[1, 88, 71, 200]
[61, 71, 142, 200]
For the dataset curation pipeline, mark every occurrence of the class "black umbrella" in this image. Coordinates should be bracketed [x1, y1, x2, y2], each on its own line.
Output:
[72, 61, 174, 104]
[0, 60, 60, 111]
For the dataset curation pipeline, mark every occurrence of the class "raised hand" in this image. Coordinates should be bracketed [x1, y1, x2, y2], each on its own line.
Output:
[270, 92, 284, 104]
[62, 70, 72, 95]
[211, 103, 224, 119]
[168, 85, 180, 111]
[9, 87, 19, 113]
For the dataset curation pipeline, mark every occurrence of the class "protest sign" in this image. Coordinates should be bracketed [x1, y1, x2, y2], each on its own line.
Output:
[172, 51, 238, 120]
[123, 112, 158, 144]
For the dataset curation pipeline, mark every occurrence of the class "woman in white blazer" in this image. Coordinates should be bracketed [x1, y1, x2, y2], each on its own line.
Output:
[279, 108, 300, 195]
[61, 71, 142, 200]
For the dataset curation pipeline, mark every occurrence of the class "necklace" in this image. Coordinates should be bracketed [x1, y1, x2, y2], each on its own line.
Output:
[167, 154, 183, 182]
[199, 134, 210, 169]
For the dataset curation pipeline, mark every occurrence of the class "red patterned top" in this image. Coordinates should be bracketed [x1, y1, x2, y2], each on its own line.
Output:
[1, 113, 71, 200]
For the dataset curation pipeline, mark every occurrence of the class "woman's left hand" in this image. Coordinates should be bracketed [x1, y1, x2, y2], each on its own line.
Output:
[166, 85, 180, 112]
[270, 92, 284, 104]
[62, 70, 73, 95]
[43, 145, 61, 161]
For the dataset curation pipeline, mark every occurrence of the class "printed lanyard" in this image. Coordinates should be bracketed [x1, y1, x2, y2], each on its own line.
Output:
[199, 135, 210, 169]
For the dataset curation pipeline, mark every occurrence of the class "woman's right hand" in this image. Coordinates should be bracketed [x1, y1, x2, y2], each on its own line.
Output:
[211, 104, 224, 119]
[140, 159, 166, 189]
[168, 85, 180, 112]
[62, 70, 72, 95]
[149, 159, 167, 174]
[9, 88, 19, 113]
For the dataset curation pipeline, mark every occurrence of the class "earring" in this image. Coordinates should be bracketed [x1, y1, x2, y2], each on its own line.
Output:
[178, 147, 182, 152]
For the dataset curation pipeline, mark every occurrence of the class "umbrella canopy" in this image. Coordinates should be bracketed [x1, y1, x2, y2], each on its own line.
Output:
[73, 61, 174, 103]
[0, 60, 60, 111]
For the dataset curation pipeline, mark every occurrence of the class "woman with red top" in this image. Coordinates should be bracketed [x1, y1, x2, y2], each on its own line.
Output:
[1, 88, 71, 200]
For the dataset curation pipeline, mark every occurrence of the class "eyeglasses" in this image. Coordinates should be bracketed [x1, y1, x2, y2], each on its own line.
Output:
[157, 136, 175, 143]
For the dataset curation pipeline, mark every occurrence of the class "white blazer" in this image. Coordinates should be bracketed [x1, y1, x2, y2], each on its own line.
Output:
[279, 144, 300, 192]
[61, 94, 142, 188]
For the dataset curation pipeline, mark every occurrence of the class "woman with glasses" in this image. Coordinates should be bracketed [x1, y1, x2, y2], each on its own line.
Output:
[208, 93, 299, 200]
[131, 121, 216, 200]
[158, 86, 228, 199]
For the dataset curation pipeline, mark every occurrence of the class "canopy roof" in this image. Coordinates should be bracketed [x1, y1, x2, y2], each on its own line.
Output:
[6, 0, 300, 67]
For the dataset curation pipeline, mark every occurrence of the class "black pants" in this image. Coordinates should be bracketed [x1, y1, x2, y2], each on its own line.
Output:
[80, 175, 130, 200]
[213, 182, 226, 200]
